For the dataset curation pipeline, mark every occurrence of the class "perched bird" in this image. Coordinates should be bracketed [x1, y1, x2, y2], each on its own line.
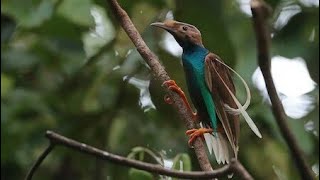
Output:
[151, 20, 262, 164]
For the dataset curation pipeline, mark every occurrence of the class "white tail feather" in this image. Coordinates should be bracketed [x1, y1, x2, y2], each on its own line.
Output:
[201, 129, 231, 164]
[220, 135, 230, 164]
[218, 136, 224, 164]
[201, 122, 215, 156]
[214, 59, 262, 138]
[210, 135, 220, 162]
[226, 83, 262, 138]
[203, 133, 213, 154]
[202, 125, 213, 154]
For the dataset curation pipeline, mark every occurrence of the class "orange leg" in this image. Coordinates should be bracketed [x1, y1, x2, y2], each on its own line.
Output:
[186, 128, 213, 147]
[162, 80, 198, 120]
[186, 127, 225, 147]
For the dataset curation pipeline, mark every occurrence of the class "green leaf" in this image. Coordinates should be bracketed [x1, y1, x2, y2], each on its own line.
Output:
[1, 48, 40, 72]
[107, 117, 127, 151]
[128, 168, 153, 180]
[1, 74, 14, 98]
[57, 0, 94, 26]
[272, 165, 288, 180]
[128, 146, 164, 166]
[171, 153, 191, 172]
[1, 0, 55, 28]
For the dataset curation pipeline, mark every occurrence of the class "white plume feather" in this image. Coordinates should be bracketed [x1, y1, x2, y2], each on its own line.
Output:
[214, 59, 262, 138]
[214, 59, 251, 115]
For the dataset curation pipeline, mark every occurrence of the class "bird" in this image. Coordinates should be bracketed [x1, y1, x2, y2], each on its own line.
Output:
[151, 20, 262, 164]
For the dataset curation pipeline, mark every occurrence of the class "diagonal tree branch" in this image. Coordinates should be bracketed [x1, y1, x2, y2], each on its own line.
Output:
[47, 131, 228, 179]
[250, 0, 315, 179]
[105, 0, 213, 171]
[46, 131, 249, 179]
[25, 131, 254, 180]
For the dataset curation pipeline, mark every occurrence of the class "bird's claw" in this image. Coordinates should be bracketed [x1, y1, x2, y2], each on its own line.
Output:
[162, 80, 185, 96]
[186, 128, 213, 147]
[162, 80, 178, 87]
[162, 80, 198, 121]
[163, 80, 184, 105]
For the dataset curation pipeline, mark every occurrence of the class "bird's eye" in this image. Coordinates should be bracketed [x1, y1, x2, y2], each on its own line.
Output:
[182, 26, 188, 31]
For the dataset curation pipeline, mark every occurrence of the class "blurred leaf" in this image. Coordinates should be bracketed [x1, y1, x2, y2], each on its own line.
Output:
[265, 0, 282, 8]
[1, 0, 55, 28]
[2, 48, 40, 72]
[57, 0, 94, 26]
[242, 136, 292, 179]
[274, 7, 318, 44]
[34, 14, 85, 42]
[273, 6, 319, 83]
[131, 3, 158, 32]
[1, 15, 16, 43]
[107, 117, 127, 151]
[6, 89, 49, 119]
[1, 74, 14, 98]
[82, 5, 115, 57]
[272, 165, 288, 180]
[171, 153, 191, 172]
[128, 168, 153, 180]
[1, 0, 318, 179]
[127, 146, 164, 166]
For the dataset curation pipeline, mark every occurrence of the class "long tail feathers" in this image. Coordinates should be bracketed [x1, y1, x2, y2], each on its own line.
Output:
[227, 87, 262, 138]
[215, 59, 251, 115]
[201, 123, 231, 164]
[214, 60, 262, 138]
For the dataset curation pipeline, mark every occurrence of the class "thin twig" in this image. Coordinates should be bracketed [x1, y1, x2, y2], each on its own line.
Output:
[250, 0, 315, 179]
[45, 131, 253, 179]
[25, 144, 55, 180]
[105, 0, 213, 171]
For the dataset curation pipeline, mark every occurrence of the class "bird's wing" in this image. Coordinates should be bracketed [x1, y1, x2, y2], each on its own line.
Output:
[205, 53, 262, 143]
[204, 53, 240, 155]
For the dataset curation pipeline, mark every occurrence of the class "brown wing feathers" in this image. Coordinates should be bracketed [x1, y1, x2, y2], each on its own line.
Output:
[205, 53, 240, 155]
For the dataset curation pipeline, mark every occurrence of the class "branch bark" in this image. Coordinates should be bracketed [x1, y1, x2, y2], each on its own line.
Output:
[105, 0, 213, 171]
[44, 131, 250, 179]
[25, 131, 253, 180]
[250, 0, 315, 179]
[47, 131, 227, 179]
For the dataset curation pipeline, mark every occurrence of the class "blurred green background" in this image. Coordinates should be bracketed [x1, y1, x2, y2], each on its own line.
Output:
[1, 0, 319, 179]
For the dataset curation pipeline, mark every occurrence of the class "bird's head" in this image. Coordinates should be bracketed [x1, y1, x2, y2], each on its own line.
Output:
[151, 20, 203, 49]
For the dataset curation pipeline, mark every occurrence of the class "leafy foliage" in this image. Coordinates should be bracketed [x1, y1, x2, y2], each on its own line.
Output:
[1, 0, 318, 179]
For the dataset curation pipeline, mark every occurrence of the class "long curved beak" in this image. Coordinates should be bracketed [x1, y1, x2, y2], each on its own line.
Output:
[150, 22, 172, 32]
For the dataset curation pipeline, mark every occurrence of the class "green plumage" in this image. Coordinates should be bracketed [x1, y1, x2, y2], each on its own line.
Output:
[182, 45, 218, 130]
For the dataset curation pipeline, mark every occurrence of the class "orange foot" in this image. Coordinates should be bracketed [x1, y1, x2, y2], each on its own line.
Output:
[186, 128, 213, 147]
[162, 80, 198, 120]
